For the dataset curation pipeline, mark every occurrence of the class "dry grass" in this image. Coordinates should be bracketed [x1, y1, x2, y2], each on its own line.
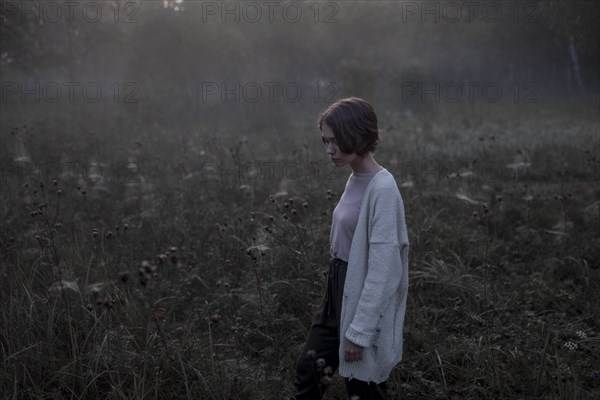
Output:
[1, 100, 599, 399]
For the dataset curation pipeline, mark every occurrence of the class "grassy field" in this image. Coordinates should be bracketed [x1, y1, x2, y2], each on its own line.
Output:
[1, 99, 599, 399]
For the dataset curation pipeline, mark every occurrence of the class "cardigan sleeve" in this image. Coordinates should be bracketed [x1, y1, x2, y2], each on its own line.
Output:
[345, 186, 405, 348]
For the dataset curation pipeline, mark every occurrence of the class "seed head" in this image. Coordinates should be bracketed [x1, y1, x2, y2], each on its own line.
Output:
[152, 308, 166, 321]
[104, 299, 115, 309]
[142, 261, 156, 273]
[563, 341, 577, 350]
[118, 271, 130, 283]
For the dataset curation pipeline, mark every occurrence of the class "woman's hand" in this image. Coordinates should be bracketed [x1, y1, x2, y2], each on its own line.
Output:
[344, 337, 364, 362]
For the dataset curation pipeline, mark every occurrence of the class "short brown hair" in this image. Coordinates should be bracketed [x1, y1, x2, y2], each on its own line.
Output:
[317, 97, 380, 157]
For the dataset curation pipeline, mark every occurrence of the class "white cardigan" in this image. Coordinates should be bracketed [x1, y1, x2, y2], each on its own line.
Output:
[338, 168, 410, 383]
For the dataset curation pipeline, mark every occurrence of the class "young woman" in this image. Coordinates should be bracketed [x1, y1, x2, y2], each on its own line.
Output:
[292, 97, 410, 400]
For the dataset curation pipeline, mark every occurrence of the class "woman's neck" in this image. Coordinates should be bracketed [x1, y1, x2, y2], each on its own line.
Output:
[350, 154, 383, 174]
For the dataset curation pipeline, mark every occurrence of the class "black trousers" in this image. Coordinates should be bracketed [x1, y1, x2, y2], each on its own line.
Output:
[293, 257, 388, 400]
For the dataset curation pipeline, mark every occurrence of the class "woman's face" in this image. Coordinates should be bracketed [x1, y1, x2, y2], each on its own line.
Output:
[321, 122, 358, 167]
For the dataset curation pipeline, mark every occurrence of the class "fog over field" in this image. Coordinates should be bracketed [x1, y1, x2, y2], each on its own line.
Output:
[1, 1, 599, 399]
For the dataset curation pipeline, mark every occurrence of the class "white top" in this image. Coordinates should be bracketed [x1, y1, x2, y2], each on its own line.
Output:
[336, 168, 410, 383]
[330, 169, 381, 263]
